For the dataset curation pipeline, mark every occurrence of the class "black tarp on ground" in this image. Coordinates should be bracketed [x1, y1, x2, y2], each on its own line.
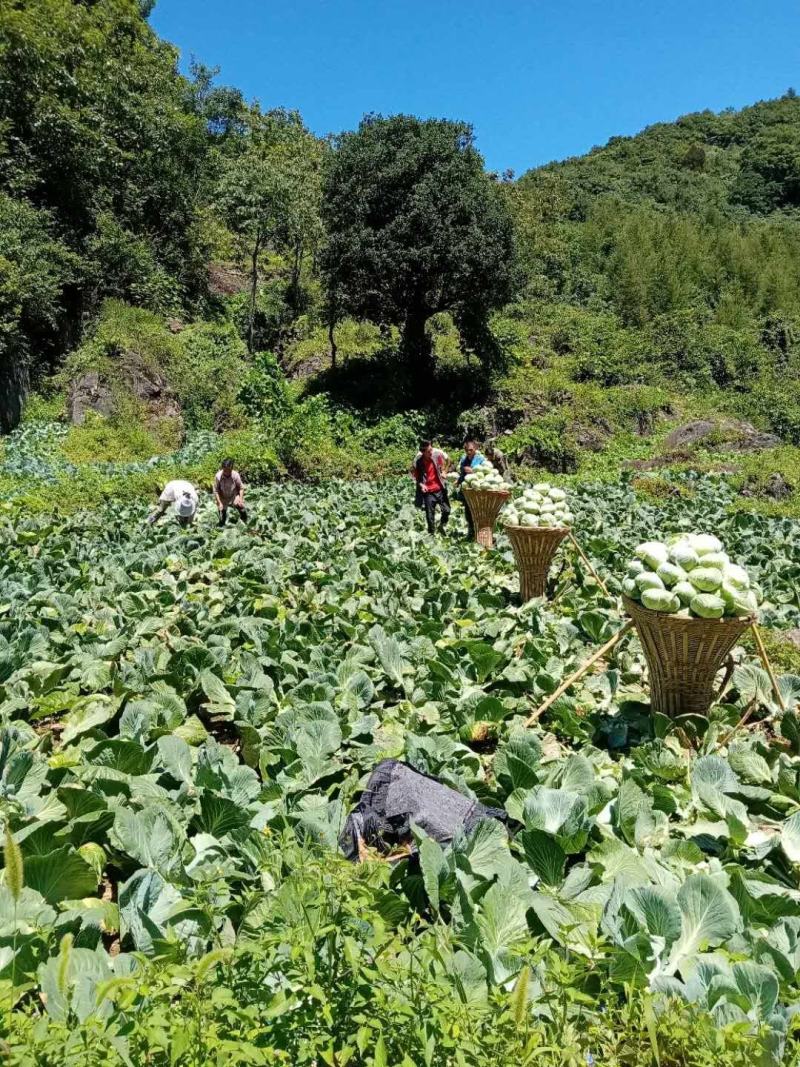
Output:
[339, 758, 507, 861]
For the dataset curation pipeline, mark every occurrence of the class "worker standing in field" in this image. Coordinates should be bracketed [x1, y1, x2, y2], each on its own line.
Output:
[146, 479, 199, 527]
[213, 458, 248, 526]
[410, 439, 451, 535]
[456, 439, 486, 539]
[457, 439, 486, 485]
[485, 439, 512, 480]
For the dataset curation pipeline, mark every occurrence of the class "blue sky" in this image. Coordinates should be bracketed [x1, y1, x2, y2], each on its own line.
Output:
[150, 1, 800, 175]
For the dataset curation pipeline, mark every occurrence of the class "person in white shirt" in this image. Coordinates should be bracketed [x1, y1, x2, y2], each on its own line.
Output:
[146, 479, 199, 527]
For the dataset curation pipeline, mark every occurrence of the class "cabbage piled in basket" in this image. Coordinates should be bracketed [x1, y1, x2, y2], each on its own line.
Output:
[622, 534, 760, 619]
[463, 461, 512, 491]
[503, 483, 574, 528]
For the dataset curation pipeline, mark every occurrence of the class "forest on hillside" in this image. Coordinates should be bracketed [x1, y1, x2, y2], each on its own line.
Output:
[4, 5, 800, 1065]
[1, 0, 800, 455]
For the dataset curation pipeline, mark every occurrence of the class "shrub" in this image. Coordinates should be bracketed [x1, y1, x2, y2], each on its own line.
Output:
[632, 474, 695, 500]
[506, 412, 580, 473]
[60, 300, 177, 383]
[239, 352, 293, 423]
[604, 384, 673, 434]
[62, 411, 180, 465]
[172, 321, 249, 430]
[286, 317, 387, 373]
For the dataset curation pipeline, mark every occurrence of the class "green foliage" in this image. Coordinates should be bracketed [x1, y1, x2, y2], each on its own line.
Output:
[60, 301, 178, 387]
[271, 395, 418, 479]
[0, 0, 211, 398]
[61, 413, 179, 466]
[321, 114, 519, 385]
[21, 393, 67, 424]
[740, 386, 800, 447]
[5, 25, 800, 1057]
[742, 626, 800, 678]
[286, 317, 386, 374]
[497, 96, 800, 457]
[4, 825, 24, 902]
[173, 321, 250, 431]
[518, 93, 800, 218]
[0, 401, 426, 512]
[239, 352, 293, 423]
[58, 301, 249, 434]
[214, 109, 323, 351]
[632, 475, 695, 502]
[0, 194, 80, 429]
[506, 411, 581, 473]
[734, 119, 800, 213]
[0, 476, 798, 1061]
[728, 446, 800, 517]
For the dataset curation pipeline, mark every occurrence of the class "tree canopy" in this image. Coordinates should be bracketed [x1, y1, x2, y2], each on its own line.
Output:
[216, 109, 323, 352]
[320, 115, 519, 383]
[0, 0, 209, 427]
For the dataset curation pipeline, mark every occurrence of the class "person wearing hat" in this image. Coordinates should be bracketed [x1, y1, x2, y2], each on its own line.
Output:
[147, 479, 199, 526]
[213, 458, 248, 526]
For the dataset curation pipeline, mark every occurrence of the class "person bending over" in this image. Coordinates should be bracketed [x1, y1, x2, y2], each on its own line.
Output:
[410, 439, 450, 535]
[485, 439, 511, 479]
[147, 479, 199, 527]
[213, 458, 248, 526]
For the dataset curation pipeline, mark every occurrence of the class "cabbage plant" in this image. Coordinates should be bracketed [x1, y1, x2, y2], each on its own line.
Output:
[622, 533, 761, 619]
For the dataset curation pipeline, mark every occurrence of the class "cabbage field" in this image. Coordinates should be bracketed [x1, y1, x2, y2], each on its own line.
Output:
[1, 475, 800, 1065]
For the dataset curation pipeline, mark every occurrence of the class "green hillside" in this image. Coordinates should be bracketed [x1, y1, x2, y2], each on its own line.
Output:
[527, 93, 800, 216]
[2, 3, 800, 1064]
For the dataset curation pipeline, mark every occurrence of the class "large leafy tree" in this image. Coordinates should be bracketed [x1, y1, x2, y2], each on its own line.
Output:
[320, 115, 519, 383]
[0, 0, 209, 291]
[0, 195, 79, 430]
[216, 109, 323, 352]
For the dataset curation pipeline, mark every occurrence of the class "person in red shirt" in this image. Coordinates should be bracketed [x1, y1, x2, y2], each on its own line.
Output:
[410, 440, 451, 534]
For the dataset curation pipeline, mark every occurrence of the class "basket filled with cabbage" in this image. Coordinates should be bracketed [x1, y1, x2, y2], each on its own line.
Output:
[461, 462, 512, 547]
[621, 534, 760, 716]
[502, 483, 574, 600]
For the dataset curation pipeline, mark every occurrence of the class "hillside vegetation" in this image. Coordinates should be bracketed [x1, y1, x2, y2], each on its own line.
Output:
[1, 0, 800, 501]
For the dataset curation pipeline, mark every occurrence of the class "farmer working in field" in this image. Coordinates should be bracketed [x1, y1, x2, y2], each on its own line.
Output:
[213, 458, 248, 526]
[411, 439, 451, 535]
[456, 439, 486, 539]
[485, 438, 511, 479]
[146, 479, 199, 526]
[457, 439, 486, 484]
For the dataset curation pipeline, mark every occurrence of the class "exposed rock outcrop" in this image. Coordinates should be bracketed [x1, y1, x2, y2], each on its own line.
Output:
[665, 418, 780, 454]
[68, 360, 181, 429]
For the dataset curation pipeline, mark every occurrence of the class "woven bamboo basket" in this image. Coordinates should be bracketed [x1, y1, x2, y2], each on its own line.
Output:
[622, 594, 752, 717]
[505, 524, 569, 600]
[462, 487, 511, 547]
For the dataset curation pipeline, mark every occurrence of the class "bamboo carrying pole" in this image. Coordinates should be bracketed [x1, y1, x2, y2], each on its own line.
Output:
[750, 622, 787, 711]
[567, 531, 612, 599]
[525, 620, 634, 726]
[717, 624, 785, 748]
